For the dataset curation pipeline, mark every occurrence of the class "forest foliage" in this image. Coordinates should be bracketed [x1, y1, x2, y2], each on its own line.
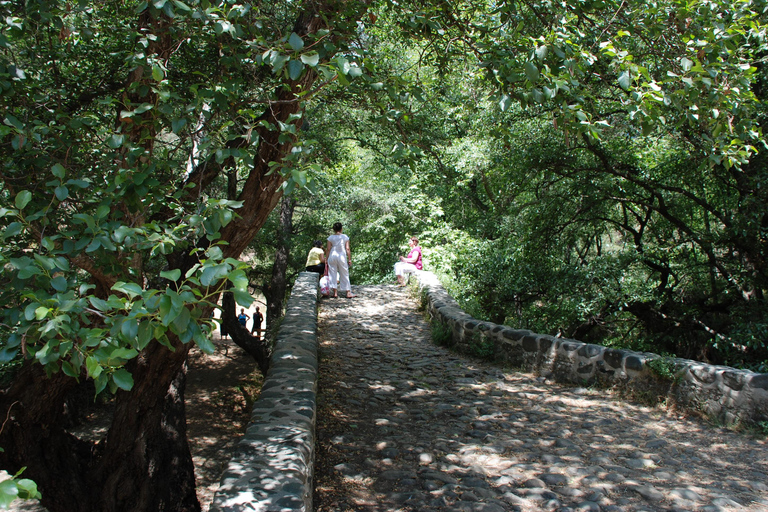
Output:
[0, 0, 767, 509]
[290, 0, 768, 372]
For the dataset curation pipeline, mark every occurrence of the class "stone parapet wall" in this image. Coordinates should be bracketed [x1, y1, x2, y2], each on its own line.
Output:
[211, 272, 320, 512]
[415, 271, 768, 428]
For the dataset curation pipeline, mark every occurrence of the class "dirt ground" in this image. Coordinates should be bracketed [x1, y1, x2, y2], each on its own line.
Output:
[186, 336, 264, 510]
[3, 335, 262, 512]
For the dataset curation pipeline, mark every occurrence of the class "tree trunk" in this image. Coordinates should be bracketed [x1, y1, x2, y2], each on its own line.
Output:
[0, 367, 92, 511]
[265, 196, 297, 327]
[93, 341, 198, 512]
[221, 292, 271, 375]
[0, 338, 198, 512]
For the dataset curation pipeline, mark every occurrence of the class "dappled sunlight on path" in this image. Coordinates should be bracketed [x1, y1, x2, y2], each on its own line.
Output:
[314, 285, 768, 512]
[187, 338, 263, 511]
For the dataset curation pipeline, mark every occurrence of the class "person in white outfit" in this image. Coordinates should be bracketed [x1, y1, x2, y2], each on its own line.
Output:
[325, 222, 357, 298]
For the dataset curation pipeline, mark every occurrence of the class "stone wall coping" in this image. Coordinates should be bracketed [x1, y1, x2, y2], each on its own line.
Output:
[414, 270, 768, 427]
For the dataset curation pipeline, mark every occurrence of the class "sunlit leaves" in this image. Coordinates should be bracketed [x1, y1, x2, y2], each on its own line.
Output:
[300, 52, 320, 67]
[0, 184, 250, 395]
[470, 0, 767, 167]
[0, 469, 40, 508]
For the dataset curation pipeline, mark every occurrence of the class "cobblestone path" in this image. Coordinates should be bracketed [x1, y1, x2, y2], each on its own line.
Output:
[314, 285, 768, 512]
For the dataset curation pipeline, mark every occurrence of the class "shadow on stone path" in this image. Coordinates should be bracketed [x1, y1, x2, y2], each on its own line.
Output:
[314, 285, 768, 512]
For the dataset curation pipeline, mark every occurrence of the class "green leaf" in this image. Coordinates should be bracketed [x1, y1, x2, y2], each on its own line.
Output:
[112, 369, 134, 391]
[171, 305, 191, 334]
[51, 275, 68, 292]
[205, 246, 223, 261]
[618, 71, 631, 91]
[0, 348, 18, 363]
[499, 94, 511, 111]
[0, 479, 19, 508]
[107, 134, 125, 148]
[51, 163, 66, 179]
[232, 287, 254, 307]
[160, 269, 181, 281]
[288, 32, 304, 51]
[336, 56, 351, 75]
[228, 269, 249, 289]
[200, 263, 228, 286]
[112, 281, 143, 299]
[291, 169, 307, 187]
[86, 356, 103, 379]
[94, 373, 108, 394]
[62, 360, 79, 378]
[172, 0, 192, 11]
[158, 293, 184, 326]
[194, 332, 215, 354]
[15, 190, 31, 210]
[89, 296, 110, 312]
[4, 114, 23, 131]
[152, 64, 164, 81]
[524, 61, 539, 82]
[15, 479, 40, 500]
[300, 52, 319, 67]
[137, 321, 154, 350]
[171, 118, 187, 134]
[162, 0, 175, 17]
[271, 53, 288, 73]
[121, 318, 139, 339]
[288, 60, 303, 80]
[54, 185, 69, 201]
[3, 222, 22, 239]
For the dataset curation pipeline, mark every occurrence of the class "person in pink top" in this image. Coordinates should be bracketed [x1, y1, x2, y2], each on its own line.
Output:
[394, 236, 423, 286]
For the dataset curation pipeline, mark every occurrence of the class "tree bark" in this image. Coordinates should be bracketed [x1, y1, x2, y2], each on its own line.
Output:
[93, 341, 199, 512]
[221, 292, 271, 375]
[0, 338, 198, 512]
[265, 196, 297, 327]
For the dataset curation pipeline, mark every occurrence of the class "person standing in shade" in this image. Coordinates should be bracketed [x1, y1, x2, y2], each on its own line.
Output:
[305, 240, 326, 274]
[237, 308, 250, 328]
[251, 306, 264, 338]
[394, 236, 423, 286]
[325, 222, 356, 298]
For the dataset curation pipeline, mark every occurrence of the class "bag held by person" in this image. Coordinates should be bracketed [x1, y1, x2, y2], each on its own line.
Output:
[319, 266, 330, 296]
[319, 276, 330, 296]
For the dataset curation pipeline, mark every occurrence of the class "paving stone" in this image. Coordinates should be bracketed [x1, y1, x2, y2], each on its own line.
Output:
[313, 284, 768, 512]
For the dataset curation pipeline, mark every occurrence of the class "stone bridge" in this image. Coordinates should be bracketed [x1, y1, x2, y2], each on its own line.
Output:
[211, 271, 768, 512]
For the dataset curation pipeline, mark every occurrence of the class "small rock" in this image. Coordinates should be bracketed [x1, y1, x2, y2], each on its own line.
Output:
[523, 477, 547, 488]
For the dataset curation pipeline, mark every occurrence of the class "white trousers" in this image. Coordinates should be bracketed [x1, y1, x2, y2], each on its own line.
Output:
[328, 253, 350, 292]
[394, 261, 418, 277]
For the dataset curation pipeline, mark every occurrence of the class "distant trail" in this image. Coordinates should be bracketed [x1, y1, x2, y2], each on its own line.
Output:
[313, 284, 768, 512]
